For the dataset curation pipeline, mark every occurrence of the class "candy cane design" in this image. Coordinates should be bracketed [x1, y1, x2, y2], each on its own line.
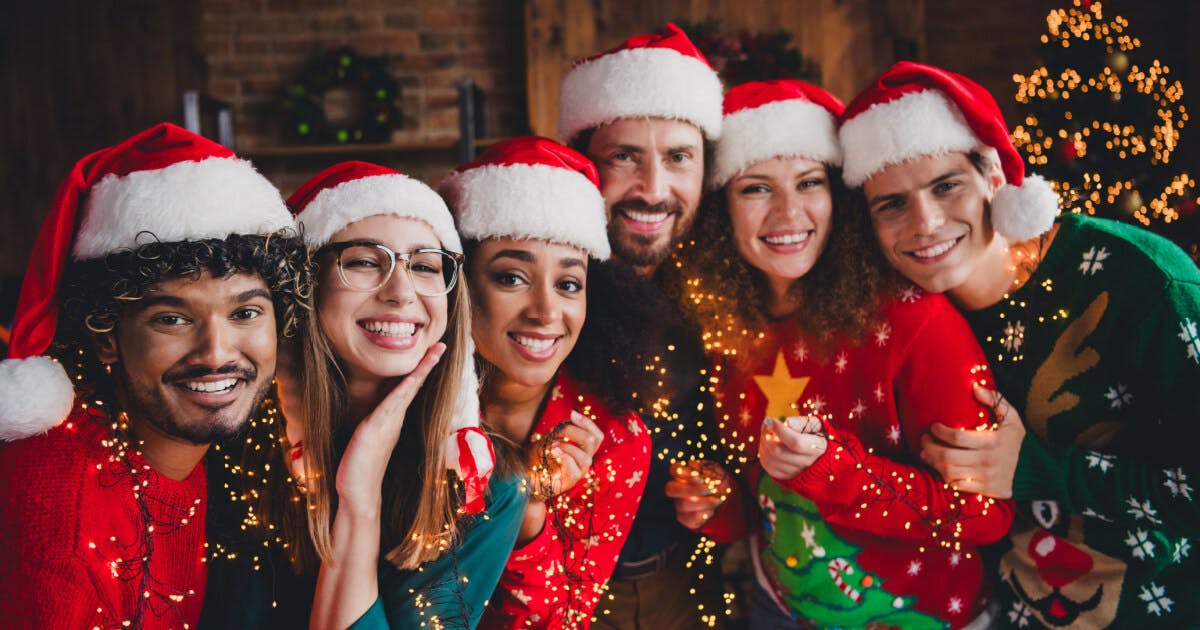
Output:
[828, 558, 864, 603]
[759, 494, 777, 532]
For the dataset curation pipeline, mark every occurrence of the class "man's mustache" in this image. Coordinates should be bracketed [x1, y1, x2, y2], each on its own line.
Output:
[611, 199, 684, 217]
[162, 362, 257, 384]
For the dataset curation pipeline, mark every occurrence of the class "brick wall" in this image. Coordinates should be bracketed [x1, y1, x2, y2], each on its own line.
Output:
[200, 0, 527, 189]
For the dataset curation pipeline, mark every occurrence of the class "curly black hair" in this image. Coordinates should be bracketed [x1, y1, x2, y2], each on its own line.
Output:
[54, 230, 313, 385]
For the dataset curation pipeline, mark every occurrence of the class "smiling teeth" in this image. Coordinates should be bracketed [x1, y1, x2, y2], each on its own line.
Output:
[763, 232, 809, 246]
[513, 335, 556, 352]
[185, 378, 237, 393]
[911, 239, 957, 259]
[624, 210, 669, 224]
[362, 321, 416, 336]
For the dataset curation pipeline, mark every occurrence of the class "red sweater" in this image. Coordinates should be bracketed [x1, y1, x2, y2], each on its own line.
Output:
[0, 399, 208, 629]
[708, 289, 1014, 628]
[481, 372, 650, 629]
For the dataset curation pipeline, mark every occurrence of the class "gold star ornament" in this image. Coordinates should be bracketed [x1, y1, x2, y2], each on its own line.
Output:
[753, 351, 811, 419]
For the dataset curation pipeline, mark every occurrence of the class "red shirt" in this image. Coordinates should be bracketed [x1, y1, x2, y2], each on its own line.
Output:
[707, 289, 1014, 627]
[0, 398, 208, 629]
[481, 372, 651, 629]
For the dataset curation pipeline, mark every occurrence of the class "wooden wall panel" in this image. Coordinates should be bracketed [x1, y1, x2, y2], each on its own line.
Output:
[0, 1, 204, 284]
[523, 0, 925, 137]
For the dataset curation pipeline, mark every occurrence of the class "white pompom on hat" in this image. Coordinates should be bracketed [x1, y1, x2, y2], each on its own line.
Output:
[439, 136, 610, 259]
[559, 23, 724, 142]
[711, 79, 845, 190]
[1, 122, 294, 441]
[839, 61, 1060, 241]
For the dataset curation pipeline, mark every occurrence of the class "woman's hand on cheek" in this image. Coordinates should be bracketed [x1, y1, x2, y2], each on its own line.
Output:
[335, 342, 446, 517]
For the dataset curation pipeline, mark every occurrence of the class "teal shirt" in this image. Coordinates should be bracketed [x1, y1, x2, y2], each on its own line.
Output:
[201, 472, 527, 629]
[350, 472, 527, 629]
[962, 213, 1200, 628]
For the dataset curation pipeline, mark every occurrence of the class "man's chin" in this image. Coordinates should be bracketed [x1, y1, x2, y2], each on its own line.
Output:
[612, 232, 672, 267]
[153, 383, 268, 444]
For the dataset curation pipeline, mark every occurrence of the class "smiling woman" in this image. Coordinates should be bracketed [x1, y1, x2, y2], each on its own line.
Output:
[201, 160, 524, 630]
[677, 80, 1015, 629]
[441, 136, 653, 629]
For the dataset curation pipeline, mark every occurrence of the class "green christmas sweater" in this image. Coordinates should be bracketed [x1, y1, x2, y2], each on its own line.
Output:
[962, 213, 1200, 628]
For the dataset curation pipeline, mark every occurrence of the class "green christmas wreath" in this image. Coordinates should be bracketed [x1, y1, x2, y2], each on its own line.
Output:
[282, 47, 401, 144]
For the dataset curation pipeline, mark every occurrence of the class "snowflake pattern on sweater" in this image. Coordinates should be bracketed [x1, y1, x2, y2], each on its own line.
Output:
[963, 213, 1200, 628]
[480, 371, 651, 629]
[0, 397, 208, 629]
[706, 291, 1013, 628]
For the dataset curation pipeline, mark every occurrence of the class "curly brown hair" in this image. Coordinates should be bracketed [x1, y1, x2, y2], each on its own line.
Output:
[671, 166, 904, 363]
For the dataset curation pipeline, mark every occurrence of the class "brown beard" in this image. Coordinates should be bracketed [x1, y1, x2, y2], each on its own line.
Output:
[608, 198, 695, 267]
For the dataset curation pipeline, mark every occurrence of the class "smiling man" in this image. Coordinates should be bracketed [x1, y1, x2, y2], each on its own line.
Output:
[841, 62, 1200, 628]
[0, 123, 307, 629]
[560, 23, 734, 630]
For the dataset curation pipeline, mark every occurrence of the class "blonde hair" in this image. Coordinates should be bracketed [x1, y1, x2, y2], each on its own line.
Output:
[292, 276, 472, 571]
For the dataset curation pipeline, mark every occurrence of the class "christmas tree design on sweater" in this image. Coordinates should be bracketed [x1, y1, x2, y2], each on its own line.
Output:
[707, 291, 1014, 628]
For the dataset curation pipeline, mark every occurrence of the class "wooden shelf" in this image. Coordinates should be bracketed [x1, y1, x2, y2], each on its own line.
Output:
[241, 137, 507, 160]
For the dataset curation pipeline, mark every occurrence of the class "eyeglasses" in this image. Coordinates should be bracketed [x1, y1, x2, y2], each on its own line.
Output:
[318, 241, 463, 296]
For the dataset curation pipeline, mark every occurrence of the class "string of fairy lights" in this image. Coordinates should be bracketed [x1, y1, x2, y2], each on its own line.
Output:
[1011, 0, 1196, 228]
[208, 396, 475, 629]
[523, 396, 613, 627]
[682, 275, 1003, 544]
[64, 348, 203, 629]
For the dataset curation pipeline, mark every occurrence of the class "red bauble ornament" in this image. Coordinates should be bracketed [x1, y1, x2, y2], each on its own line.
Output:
[1178, 197, 1199, 218]
[1056, 139, 1078, 162]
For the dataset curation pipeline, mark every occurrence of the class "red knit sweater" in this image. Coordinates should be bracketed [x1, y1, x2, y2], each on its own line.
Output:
[0, 399, 208, 629]
[481, 372, 651, 629]
[707, 289, 1014, 628]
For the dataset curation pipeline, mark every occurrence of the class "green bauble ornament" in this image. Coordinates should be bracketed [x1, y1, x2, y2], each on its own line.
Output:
[1119, 189, 1144, 216]
[1105, 51, 1130, 73]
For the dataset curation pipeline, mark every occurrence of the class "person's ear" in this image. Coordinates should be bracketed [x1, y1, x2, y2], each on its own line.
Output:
[986, 160, 1005, 197]
[93, 331, 119, 365]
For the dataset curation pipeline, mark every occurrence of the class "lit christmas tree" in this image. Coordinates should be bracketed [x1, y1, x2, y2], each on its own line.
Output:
[1011, 0, 1200, 261]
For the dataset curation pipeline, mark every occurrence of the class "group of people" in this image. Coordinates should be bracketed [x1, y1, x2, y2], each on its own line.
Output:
[0, 21, 1197, 630]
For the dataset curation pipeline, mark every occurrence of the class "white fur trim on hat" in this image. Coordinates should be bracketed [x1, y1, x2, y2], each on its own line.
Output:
[73, 157, 293, 260]
[0, 356, 75, 441]
[453, 336, 481, 432]
[839, 90, 977, 188]
[992, 174, 1060, 241]
[297, 174, 462, 252]
[711, 99, 843, 190]
[440, 163, 611, 259]
[559, 47, 724, 142]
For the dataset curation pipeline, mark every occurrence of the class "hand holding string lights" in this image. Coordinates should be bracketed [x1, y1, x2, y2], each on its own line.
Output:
[666, 459, 734, 531]
[759, 415, 828, 481]
[527, 410, 605, 503]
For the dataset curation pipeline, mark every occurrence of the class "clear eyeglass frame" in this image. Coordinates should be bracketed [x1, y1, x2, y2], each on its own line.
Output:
[318, 240, 464, 296]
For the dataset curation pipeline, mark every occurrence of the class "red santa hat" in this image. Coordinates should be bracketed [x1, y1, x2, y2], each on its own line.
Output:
[288, 160, 461, 252]
[559, 23, 724, 142]
[286, 162, 493, 507]
[711, 79, 845, 190]
[1, 123, 293, 441]
[839, 61, 1059, 241]
[438, 136, 610, 259]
